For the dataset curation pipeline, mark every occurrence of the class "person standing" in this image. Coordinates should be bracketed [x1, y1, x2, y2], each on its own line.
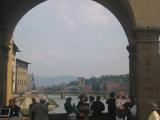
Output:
[7, 98, 21, 117]
[29, 98, 37, 120]
[106, 92, 116, 120]
[77, 94, 89, 120]
[8, 99, 15, 117]
[88, 96, 95, 120]
[128, 98, 137, 120]
[64, 97, 73, 115]
[116, 91, 131, 120]
[29, 98, 48, 120]
[91, 96, 105, 120]
[12, 98, 21, 117]
[148, 102, 160, 120]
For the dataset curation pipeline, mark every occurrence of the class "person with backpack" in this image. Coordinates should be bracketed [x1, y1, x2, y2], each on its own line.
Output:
[91, 96, 105, 120]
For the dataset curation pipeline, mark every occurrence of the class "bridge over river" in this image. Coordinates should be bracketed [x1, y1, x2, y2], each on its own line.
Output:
[46, 91, 110, 99]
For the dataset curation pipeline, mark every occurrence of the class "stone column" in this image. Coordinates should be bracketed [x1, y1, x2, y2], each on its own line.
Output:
[127, 43, 136, 98]
[132, 28, 160, 120]
[0, 46, 9, 106]
[0, 27, 12, 106]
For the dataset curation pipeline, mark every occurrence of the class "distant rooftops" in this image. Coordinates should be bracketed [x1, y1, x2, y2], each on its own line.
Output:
[16, 58, 30, 64]
[13, 42, 20, 52]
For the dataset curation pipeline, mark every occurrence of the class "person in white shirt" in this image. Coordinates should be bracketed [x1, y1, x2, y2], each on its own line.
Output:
[148, 102, 160, 120]
[116, 91, 131, 120]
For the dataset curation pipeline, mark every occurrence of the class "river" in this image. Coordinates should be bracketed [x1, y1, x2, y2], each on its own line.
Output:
[47, 95, 108, 113]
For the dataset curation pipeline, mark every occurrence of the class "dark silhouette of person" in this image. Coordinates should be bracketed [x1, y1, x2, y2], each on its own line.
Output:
[89, 96, 95, 120]
[7, 98, 21, 117]
[91, 96, 105, 120]
[29, 98, 37, 120]
[89, 96, 95, 113]
[29, 98, 48, 120]
[77, 94, 89, 120]
[64, 97, 73, 115]
[128, 98, 137, 120]
[106, 92, 116, 120]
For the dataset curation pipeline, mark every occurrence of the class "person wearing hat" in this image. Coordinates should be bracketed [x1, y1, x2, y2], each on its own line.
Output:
[148, 102, 160, 120]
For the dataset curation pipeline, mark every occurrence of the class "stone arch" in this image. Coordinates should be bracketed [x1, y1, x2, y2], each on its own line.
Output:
[0, 0, 136, 107]
[2, 1, 160, 119]
[3, 0, 135, 48]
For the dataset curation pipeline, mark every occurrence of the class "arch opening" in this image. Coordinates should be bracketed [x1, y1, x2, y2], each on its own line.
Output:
[11, 0, 131, 113]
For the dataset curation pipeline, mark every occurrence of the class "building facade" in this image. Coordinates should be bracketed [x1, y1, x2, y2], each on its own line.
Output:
[28, 73, 36, 90]
[15, 59, 30, 93]
[12, 42, 20, 93]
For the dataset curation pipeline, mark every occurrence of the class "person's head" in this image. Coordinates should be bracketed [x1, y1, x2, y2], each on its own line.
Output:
[117, 91, 126, 98]
[9, 99, 14, 106]
[66, 97, 72, 102]
[89, 96, 95, 103]
[149, 101, 159, 111]
[96, 96, 101, 101]
[109, 92, 115, 98]
[32, 98, 36, 103]
[40, 98, 46, 103]
[79, 94, 88, 102]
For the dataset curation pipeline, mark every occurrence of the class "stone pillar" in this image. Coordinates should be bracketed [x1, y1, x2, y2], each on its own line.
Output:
[0, 28, 12, 105]
[132, 28, 160, 120]
[0, 46, 9, 105]
[61, 92, 65, 99]
[6, 40, 13, 104]
[127, 44, 136, 98]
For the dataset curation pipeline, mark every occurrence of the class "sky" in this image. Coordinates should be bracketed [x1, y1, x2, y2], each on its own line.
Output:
[13, 0, 129, 78]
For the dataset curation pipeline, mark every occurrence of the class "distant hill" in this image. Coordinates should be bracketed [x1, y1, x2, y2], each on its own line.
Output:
[35, 75, 78, 87]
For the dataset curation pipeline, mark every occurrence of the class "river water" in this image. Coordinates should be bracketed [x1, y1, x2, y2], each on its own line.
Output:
[47, 95, 108, 113]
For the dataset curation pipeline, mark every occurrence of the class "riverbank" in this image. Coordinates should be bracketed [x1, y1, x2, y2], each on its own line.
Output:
[14, 93, 57, 114]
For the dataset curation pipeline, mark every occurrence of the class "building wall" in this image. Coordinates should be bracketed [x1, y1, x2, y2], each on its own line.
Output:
[28, 74, 35, 90]
[129, 0, 160, 28]
[15, 59, 29, 93]
[12, 49, 16, 93]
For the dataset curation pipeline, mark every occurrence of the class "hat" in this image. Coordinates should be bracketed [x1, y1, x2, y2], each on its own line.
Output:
[149, 101, 159, 110]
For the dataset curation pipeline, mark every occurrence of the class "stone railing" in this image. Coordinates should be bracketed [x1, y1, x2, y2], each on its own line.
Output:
[0, 117, 30, 120]
[0, 113, 108, 120]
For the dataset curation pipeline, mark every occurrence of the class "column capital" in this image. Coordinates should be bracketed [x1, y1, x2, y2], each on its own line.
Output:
[132, 27, 160, 42]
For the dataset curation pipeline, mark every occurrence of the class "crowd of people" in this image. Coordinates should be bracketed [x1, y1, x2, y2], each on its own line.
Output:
[64, 91, 134, 120]
[64, 91, 160, 120]
[0, 91, 159, 120]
